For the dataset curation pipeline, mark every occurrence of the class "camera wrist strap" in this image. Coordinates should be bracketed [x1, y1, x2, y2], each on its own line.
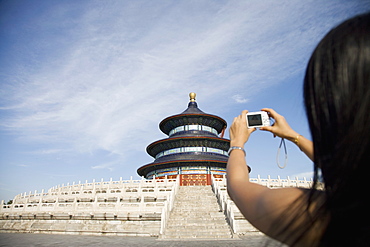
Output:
[277, 138, 288, 169]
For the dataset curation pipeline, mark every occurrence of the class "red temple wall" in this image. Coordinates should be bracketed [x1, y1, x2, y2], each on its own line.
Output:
[155, 174, 225, 186]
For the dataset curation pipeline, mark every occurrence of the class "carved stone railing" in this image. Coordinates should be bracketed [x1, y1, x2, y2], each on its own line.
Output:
[211, 175, 314, 234]
[0, 176, 179, 221]
[159, 175, 180, 235]
[211, 176, 238, 233]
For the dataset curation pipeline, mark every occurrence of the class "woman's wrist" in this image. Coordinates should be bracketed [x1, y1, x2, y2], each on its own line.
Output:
[293, 134, 304, 150]
[228, 146, 246, 156]
[230, 140, 245, 148]
[284, 131, 300, 142]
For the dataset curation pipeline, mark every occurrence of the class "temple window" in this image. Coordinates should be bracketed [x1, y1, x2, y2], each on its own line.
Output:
[169, 125, 218, 136]
[155, 146, 227, 159]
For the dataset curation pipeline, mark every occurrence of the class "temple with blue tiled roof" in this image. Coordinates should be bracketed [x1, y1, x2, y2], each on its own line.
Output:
[137, 93, 241, 186]
[0, 92, 311, 238]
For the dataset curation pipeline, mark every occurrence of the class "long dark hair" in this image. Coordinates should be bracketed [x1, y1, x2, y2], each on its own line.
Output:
[303, 12, 370, 246]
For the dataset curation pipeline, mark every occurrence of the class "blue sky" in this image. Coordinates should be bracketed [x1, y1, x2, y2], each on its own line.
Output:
[1, 0, 369, 201]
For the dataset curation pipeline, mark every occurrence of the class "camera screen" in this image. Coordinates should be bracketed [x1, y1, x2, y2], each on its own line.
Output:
[247, 114, 262, 126]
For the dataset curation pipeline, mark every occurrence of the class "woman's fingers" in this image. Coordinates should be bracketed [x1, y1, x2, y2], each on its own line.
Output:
[261, 108, 280, 120]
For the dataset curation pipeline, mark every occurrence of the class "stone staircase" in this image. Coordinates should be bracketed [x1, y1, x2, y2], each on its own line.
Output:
[160, 185, 236, 239]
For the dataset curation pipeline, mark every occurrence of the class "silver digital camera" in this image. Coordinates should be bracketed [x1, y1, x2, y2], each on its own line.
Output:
[246, 111, 271, 128]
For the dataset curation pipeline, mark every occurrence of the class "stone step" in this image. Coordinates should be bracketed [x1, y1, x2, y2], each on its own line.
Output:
[172, 207, 222, 214]
[174, 203, 218, 206]
[174, 203, 219, 206]
[163, 234, 233, 239]
[167, 217, 227, 222]
[164, 231, 232, 235]
[176, 193, 216, 195]
[166, 225, 230, 230]
[170, 208, 221, 212]
[174, 201, 218, 204]
[171, 209, 221, 212]
[166, 228, 231, 233]
[173, 202, 220, 206]
[162, 233, 232, 239]
[167, 221, 228, 226]
[167, 217, 227, 221]
[176, 197, 216, 199]
[165, 225, 231, 231]
[169, 213, 224, 217]
[169, 211, 224, 216]
[174, 199, 217, 203]
[173, 205, 219, 208]
[168, 217, 226, 221]
[176, 193, 215, 195]
[167, 219, 227, 226]
[168, 217, 225, 220]
[167, 218, 228, 223]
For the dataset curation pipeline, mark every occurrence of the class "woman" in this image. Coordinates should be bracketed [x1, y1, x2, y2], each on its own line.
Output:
[227, 13, 370, 246]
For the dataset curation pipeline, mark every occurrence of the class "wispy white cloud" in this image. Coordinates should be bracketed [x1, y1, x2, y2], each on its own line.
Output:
[232, 94, 249, 104]
[26, 149, 66, 155]
[91, 162, 116, 172]
[16, 164, 30, 168]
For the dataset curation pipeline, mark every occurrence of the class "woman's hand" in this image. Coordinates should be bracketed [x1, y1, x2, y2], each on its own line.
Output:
[230, 110, 256, 147]
[259, 108, 299, 142]
[260, 108, 314, 161]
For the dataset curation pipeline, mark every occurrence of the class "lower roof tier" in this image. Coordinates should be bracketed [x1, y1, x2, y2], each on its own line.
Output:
[138, 159, 252, 178]
[152, 152, 228, 163]
[147, 136, 230, 157]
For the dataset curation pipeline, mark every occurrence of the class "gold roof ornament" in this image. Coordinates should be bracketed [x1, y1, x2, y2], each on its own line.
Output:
[189, 92, 196, 102]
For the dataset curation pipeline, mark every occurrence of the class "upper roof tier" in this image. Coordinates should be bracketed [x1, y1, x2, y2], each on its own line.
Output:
[159, 93, 227, 136]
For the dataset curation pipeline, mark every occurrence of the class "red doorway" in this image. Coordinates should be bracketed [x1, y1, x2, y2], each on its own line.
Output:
[180, 174, 211, 186]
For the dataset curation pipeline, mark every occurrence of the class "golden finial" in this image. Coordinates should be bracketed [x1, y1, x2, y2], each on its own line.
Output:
[189, 92, 196, 102]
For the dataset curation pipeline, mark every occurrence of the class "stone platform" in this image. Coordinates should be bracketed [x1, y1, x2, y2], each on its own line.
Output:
[0, 176, 312, 238]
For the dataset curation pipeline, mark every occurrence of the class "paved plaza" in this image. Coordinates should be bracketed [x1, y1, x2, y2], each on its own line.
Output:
[0, 233, 284, 247]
